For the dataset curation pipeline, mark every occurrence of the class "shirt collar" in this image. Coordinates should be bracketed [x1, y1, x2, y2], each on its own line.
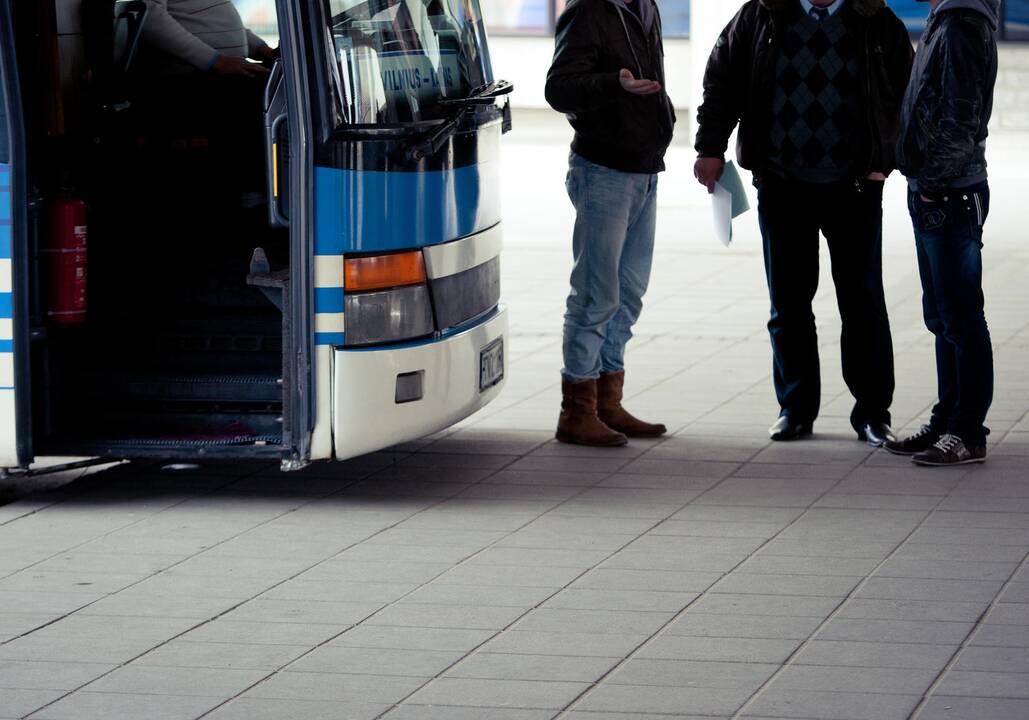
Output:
[798, 0, 846, 17]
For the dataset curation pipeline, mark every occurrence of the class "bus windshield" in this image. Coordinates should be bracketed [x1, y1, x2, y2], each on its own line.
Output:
[326, 0, 494, 125]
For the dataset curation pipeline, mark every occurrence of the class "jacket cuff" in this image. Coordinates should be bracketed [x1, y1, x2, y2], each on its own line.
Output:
[204, 52, 220, 72]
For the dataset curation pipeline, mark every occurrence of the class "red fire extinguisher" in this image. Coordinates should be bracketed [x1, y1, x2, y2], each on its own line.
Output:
[44, 195, 88, 327]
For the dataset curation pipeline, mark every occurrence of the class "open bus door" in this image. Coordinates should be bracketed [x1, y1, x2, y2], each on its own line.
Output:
[0, 0, 31, 469]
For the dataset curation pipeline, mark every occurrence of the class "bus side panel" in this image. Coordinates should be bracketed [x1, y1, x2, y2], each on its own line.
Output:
[0, 162, 15, 466]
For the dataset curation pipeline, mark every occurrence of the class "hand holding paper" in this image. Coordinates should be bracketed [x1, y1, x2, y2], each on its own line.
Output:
[711, 161, 750, 248]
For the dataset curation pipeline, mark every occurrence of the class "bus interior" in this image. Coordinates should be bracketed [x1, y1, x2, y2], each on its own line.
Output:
[14, 0, 291, 458]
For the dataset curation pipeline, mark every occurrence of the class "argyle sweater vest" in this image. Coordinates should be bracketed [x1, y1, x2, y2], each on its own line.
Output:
[768, 9, 861, 183]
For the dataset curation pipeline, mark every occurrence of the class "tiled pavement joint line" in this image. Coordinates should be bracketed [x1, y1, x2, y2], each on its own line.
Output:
[725, 497, 956, 720]
[15, 459, 422, 719]
[906, 556, 1029, 719]
[360, 443, 773, 720]
[0, 463, 280, 642]
[190, 451, 648, 719]
[553, 449, 946, 720]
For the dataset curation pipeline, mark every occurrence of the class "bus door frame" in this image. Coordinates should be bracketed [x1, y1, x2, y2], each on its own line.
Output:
[0, 0, 32, 468]
[276, 0, 319, 469]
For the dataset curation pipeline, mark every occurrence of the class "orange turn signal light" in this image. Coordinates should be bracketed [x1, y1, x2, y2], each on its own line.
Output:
[344, 251, 427, 293]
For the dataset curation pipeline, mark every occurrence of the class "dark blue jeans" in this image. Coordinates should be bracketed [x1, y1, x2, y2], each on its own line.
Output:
[908, 182, 993, 446]
[756, 176, 895, 430]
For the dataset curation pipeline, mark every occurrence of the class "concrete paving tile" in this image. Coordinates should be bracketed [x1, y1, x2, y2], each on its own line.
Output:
[406, 677, 588, 710]
[0, 613, 62, 640]
[482, 470, 606, 487]
[595, 474, 720, 491]
[616, 459, 741, 478]
[670, 507, 803, 525]
[771, 665, 938, 694]
[84, 665, 266, 697]
[918, 696, 1029, 719]
[436, 562, 583, 588]
[482, 630, 647, 658]
[690, 593, 840, 618]
[743, 689, 920, 720]
[792, 640, 958, 669]
[181, 620, 344, 647]
[547, 499, 684, 519]
[0, 590, 104, 616]
[204, 698, 389, 720]
[245, 671, 426, 703]
[983, 602, 1029, 625]
[639, 636, 801, 664]
[362, 527, 510, 547]
[714, 573, 862, 598]
[815, 618, 976, 645]
[934, 670, 1029, 698]
[875, 558, 1017, 582]
[401, 583, 553, 608]
[733, 463, 854, 480]
[575, 683, 752, 715]
[383, 705, 553, 719]
[572, 568, 722, 593]
[857, 578, 1004, 603]
[999, 582, 1029, 603]
[813, 494, 942, 510]
[609, 659, 778, 689]
[133, 641, 309, 670]
[222, 599, 382, 626]
[924, 512, 1029, 529]
[333, 543, 481, 566]
[758, 538, 898, 559]
[0, 689, 66, 717]
[907, 527, 1029, 547]
[970, 624, 1029, 647]
[75, 592, 238, 620]
[448, 652, 619, 683]
[470, 547, 611, 569]
[367, 603, 526, 631]
[27, 691, 221, 720]
[0, 571, 143, 595]
[954, 645, 1029, 673]
[259, 580, 416, 605]
[893, 542, 1028, 563]
[506, 456, 629, 474]
[514, 608, 673, 636]
[331, 626, 494, 652]
[543, 588, 697, 613]
[837, 599, 989, 623]
[301, 560, 455, 585]
[600, 549, 748, 574]
[738, 555, 881, 577]
[288, 646, 463, 677]
[650, 520, 786, 539]
[665, 613, 823, 640]
[457, 484, 584, 502]
[566, 714, 728, 720]
[494, 529, 637, 552]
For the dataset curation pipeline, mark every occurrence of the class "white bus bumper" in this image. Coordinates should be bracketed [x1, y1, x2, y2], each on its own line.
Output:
[332, 308, 508, 462]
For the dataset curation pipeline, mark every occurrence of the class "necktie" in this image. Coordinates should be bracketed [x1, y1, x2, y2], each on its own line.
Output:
[810, 7, 830, 21]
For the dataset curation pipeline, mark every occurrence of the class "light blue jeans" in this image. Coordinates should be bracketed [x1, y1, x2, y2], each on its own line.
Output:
[562, 152, 658, 382]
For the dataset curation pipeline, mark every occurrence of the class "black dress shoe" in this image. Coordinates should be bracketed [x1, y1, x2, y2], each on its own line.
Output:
[769, 416, 813, 442]
[858, 421, 897, 448]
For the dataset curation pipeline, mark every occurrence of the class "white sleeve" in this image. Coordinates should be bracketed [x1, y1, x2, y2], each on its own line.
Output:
[141, 0, 220, 70]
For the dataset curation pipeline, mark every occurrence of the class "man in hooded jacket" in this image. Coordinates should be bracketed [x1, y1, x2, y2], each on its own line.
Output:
[694, 0, 913, 446]
[545, 0, 676, 447]
[886, 0, 1000, 466]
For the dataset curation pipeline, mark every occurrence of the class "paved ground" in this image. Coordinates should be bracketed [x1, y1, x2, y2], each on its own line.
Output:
[0, 118, 1027, 719]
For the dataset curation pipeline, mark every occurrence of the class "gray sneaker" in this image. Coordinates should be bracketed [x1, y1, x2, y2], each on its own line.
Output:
[911, 434, 987, 467]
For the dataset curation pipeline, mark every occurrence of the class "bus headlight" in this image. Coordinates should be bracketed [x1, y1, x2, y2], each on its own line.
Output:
[343, 285, 434, 347]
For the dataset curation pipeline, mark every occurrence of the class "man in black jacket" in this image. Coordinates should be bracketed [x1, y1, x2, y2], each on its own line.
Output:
[694, 0, 913, 445]
[886, 0, 999, 467]
[545, 0, 675, 447]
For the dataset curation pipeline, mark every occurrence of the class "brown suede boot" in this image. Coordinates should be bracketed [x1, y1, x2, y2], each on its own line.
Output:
[597, 370, 667, 438]
[556, 379, 628, 447]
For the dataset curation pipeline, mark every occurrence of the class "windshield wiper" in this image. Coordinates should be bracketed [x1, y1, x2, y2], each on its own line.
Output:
[402, 81, 514, 162]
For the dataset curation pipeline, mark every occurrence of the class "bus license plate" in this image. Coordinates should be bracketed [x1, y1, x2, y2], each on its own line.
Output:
[479, 339, 504, 392]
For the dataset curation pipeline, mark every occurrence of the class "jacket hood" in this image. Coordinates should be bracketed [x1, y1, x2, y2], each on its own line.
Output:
[933, 0, 1000, 30]
[760, 0, 885, 19]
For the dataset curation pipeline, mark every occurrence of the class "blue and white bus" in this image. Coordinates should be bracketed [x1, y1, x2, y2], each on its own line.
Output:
[0, 0, 510, 472]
